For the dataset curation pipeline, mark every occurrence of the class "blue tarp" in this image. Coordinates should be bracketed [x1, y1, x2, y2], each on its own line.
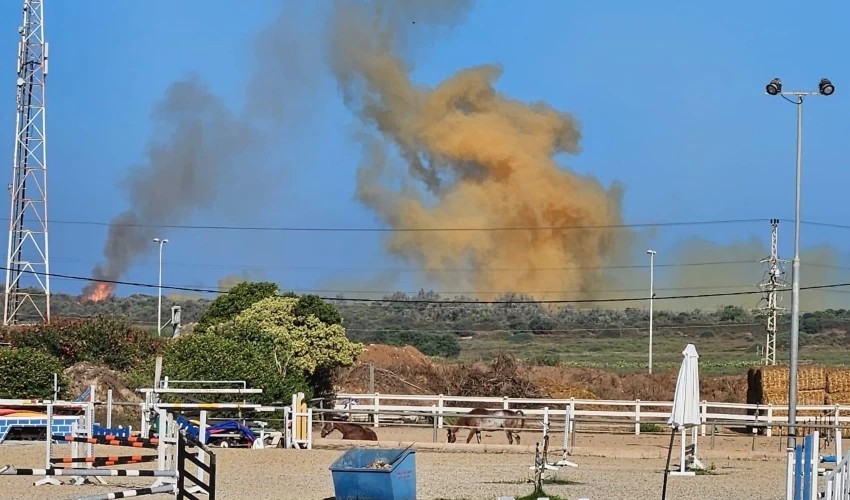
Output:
[175, 415, 257, 445]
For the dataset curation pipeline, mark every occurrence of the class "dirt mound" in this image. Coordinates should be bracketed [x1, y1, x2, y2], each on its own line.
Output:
[357, 344, 432, 368]
[62, 362, 142, 427]
[338, 345, 747, 405]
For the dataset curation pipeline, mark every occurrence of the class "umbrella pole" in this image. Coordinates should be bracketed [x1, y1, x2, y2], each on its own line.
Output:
[662, 427, 676, 500]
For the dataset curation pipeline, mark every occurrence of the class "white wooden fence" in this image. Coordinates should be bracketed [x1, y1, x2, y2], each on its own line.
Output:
[331, 393, 850, 438]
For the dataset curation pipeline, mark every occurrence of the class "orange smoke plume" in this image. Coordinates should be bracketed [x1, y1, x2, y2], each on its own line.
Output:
[82, 282, 114, 303]
[330, 3, 626, 301]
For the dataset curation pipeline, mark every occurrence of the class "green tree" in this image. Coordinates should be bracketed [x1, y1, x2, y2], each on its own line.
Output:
[195, 281, 280, 333]
[288, 293, 342, 326]
[221, 296, 361, 379]
[125, 334, 309, 405]
[0, 348, 67, 399]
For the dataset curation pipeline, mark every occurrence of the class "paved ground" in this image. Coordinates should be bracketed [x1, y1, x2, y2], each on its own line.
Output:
[0, 426, 800, 499]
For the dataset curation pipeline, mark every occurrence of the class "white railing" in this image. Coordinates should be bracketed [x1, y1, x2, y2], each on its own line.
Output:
[824, 450, 850, 500]
[331, 392, 850, 437]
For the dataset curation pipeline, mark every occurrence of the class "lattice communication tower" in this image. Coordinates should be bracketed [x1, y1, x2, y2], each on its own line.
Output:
[3, 0, 50, 325]
[757, 218, 789, 365]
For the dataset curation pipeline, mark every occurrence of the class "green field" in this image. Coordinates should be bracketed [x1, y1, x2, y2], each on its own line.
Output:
[455, 329, 850, 375]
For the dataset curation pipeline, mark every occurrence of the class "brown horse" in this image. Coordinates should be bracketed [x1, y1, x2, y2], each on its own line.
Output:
[320, 421, 378, 441]
[446, 408, 525, 445]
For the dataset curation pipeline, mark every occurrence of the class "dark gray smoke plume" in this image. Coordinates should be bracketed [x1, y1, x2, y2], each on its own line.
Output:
[82, 78, 257, 298]
[83, 7, 322, 300]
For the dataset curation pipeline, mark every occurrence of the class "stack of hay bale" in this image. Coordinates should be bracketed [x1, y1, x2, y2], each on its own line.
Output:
[826, 367, 850, 405]
[747, 365, 827, 416]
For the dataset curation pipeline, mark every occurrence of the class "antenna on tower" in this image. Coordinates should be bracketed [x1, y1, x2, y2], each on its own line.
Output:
[757, 218, 789, 365]
[3, 0, 50, 325]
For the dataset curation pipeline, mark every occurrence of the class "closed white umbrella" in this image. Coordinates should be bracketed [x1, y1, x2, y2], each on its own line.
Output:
[663, 344, 703, 498]
[669, 343, 701, 429]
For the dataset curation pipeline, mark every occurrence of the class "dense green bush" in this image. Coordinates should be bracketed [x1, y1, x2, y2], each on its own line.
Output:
[125, 333, 310, 405]
[5, 316, 163, 370]
[0, 347, 67, 399]
[195, 281, 280, 333]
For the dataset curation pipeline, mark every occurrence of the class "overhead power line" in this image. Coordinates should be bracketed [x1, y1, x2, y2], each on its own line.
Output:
[0, 217, 771, 232]
[2, 216, 847, 233]
[7, 265, 850, 304]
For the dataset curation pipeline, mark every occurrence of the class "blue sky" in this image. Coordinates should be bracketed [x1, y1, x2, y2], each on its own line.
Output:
[1, 0, 849, 311]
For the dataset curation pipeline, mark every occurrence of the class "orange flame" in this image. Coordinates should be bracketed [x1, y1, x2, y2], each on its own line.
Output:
[84, 282, 114, 302]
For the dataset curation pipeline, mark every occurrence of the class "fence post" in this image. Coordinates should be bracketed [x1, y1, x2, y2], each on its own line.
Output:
[372, 392, 380, 428]
[431, 405, 437, 443]
[767, 405, 774, 438]
[437, 394, 444, 429]
[700, 400, 707, 436]
[634, 399, 641, 435]
[568, 398, 575, 435]
[503, 396, 509, 410]
[563, 403, 571, 455]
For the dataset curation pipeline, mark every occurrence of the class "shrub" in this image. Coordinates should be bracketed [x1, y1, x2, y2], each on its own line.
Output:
[350, 330, 461, 358]
[125, 333, 310, 406]
[639, 423, 664, 433]
[0, 347, 67, 399]
[5, 316, 163, 370]
[195, 281, 280, 333]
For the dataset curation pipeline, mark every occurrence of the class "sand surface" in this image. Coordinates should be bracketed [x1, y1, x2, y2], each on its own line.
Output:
[0, 426, 797, 499]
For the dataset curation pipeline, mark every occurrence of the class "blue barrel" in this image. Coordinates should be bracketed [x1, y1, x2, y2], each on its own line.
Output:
[329, 448, 417, 500]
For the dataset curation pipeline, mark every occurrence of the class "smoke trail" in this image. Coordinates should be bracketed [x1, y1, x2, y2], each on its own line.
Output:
[83, 5, 322, 301]
[82, 77, 258, 300]
[327, 0, 627, 300]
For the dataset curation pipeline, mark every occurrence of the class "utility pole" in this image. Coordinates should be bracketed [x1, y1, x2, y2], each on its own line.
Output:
[3, 0, 51, 325]
[758, 218, 789, 365]
[647, 249, 656, 374]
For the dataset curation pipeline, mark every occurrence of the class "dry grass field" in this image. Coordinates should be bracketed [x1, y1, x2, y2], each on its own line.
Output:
[0, 426, 793, 499]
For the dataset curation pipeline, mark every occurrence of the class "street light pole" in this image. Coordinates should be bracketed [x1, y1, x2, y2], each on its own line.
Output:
[153, 238, 168, 336]
[764, 77, 834, 454]
[647, 249, 656, 374]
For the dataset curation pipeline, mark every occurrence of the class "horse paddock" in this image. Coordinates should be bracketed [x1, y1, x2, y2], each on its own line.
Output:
[0, 427, 788, 499]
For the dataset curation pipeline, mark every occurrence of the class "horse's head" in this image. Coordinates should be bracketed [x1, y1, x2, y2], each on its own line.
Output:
[320, 421, 334, 438]
[446, 427, 457, 443]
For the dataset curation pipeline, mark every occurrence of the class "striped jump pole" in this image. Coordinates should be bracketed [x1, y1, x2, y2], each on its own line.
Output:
[66, 484, 176, 500]
[0, 465, 177, 478]
[53, 434, 159, 449]
[51, 455, 158, 467]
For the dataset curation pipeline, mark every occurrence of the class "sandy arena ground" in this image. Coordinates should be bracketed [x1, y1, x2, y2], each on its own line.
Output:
[0, 426, 795, 499]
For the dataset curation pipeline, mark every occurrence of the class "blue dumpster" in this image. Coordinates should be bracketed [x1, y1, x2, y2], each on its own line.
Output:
[329, 447, 417, 500]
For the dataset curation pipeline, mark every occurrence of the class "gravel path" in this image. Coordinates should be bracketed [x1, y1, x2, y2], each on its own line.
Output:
[0, 429, 792, 500]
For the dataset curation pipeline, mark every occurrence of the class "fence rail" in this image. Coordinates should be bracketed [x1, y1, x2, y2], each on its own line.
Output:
[331, 392, 850, 437]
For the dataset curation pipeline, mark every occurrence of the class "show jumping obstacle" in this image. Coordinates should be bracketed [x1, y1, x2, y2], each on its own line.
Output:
[0, 406, 217, 500]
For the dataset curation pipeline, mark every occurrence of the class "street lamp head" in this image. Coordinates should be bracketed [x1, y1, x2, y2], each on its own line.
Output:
[819, 78, 834, 96]
[153, 238, 160, 243]
[153, 238, 168, 244]
[646, 249, 656, 255]
[765, 78, 782, 96]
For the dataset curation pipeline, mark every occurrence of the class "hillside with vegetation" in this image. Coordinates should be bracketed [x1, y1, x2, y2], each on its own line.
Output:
[0, 281, 847, 414]
[43, 286, 850, 373]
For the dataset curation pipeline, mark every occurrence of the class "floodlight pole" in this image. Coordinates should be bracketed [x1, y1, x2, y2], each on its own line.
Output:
[764, 78, 834, 455]
[647, 249, 656, 374]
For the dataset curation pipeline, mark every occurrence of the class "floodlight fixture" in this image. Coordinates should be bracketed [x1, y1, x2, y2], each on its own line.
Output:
[766, 78, 782, 95]
[819, 78, 834, 96]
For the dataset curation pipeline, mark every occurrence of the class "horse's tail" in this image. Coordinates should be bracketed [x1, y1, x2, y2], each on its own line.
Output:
[514, 410, 525, 429]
